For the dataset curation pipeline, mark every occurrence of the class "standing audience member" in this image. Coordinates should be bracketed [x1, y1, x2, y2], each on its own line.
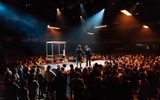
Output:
[19, 80, 30, 100]
[45, 65, 56, 100]
[70, 72, 85, 100]
[7, 74, 20, 100]
[61, 64, 68, 98]
[55, 70, 67, 100]
[69, 64, 76, 100]
[18, 65, 24, 82]
[137, 72, 150, 100]
[28, 79, 39, 100]
[28, 68, 36, 88]
[12, 68, 20, 84]
[36, 66, 45, 99]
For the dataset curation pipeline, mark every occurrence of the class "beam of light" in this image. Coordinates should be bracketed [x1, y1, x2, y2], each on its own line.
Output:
[87, 32, 95, 35]
[143, 25, 149, 29]
[80, 16, 83, 20]
[47, 25, 60, 30]
[0, 3, 6, 11]
[67, 9, 105, 42]
[121, 10, 132, 16]
[56, 8, 66, 28]
[0, 2, 45, 37]
[94, 25, 107, 29]
[80, 3, 86, 17]
[80, 15, 85, 23]
[56, 8, 61, 17]
[86, 9, 105, 29]
[130, 2, 139, 13]
[138, 24, 156, 42]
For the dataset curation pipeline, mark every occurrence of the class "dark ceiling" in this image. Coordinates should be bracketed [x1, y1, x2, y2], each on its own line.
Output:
[0, 0, 160, 42]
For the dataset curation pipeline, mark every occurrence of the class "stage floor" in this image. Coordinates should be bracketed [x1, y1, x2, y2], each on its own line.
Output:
[44, 60, 106, 70]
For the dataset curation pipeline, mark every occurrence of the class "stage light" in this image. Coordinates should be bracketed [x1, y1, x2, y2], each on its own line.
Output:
[47, 25, 60, 30]
[53, 27, 60, 30]
[87, 32, 95, 35]
[102, 9, 105, 12]
[94, 25, 107, 29]
[86, 9, 105, 29]
[25, 3, 31, 7]
[80, 15, 85, 23]
[57, 8, 61, 16]
[143, 25, 149, 29]
[80, 3, 86, 16]
[130, 2, 139, 13]
[80, 16, 83, 19]
[121, 10, 132, 16]
[56, 7, 66, 27]
[80, 3, 83, 9]
[68, 9, 105, 42]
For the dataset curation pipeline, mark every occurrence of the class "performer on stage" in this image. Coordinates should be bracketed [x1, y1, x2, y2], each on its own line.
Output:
[75, 45, 84, 68]
[84, 45, 92, 66]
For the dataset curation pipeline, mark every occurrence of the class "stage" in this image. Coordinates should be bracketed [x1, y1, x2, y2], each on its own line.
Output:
[43, 60, 106, 70]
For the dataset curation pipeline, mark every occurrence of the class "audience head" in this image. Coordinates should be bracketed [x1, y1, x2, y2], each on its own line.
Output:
[30, 68, 36, 74]
[85, 45, 88, 49]
[57, 65, 61, 70]
[62, 64, 66, 68]
[77, 44, 81, 49]
[47, 65, 51, 71]
[10, 74, 18, 82]
[21, 79, 28, 87]
[70, 64, 74, 69]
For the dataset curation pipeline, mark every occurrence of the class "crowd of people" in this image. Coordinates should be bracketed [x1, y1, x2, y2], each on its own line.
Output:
[3, 54, 160, 100]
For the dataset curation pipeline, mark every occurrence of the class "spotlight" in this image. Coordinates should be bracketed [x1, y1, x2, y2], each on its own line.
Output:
[121, 10, 132, 16]
[94, 25, 107, 29]
[80, 3, 83, 8]
[47, 25, 50, 28]
[87, 32, 95, 35]
[80, 16, 83, 19]
[143, 25, 149, 29]
[56, 8, 61, 16]
[86, 9, 105, 29]
[80, 3, 86, 17]
[47, 25, 60, 30]
[57, 8, 60, 12]
[80, 15, 85, 22]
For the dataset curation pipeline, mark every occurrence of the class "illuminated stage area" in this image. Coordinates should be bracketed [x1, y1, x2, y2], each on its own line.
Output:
[45, 60, 106, 70]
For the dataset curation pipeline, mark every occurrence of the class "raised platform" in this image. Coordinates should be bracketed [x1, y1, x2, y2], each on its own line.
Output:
[43, 60, 106, 70]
